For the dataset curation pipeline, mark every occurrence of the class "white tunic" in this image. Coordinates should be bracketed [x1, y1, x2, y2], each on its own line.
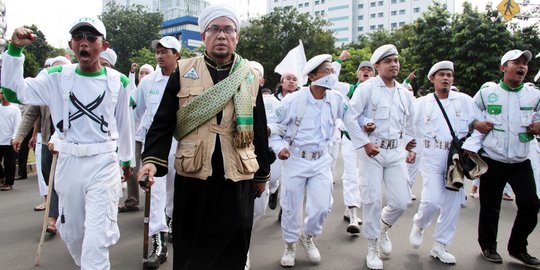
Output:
[0, 104, 21, 145]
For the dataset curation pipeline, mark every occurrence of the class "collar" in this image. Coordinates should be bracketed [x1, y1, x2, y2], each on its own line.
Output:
[499, 79, 523, 92]
[374, 75, 402, 89]
[204, 52, 233, 71]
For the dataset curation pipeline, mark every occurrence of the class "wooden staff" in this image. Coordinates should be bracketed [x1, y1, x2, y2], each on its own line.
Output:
[35, 153, 58, 266]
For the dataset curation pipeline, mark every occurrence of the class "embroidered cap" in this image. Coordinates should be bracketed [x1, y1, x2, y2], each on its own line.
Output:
[500, 49, 532, 66]
[70, 16, 107, 39]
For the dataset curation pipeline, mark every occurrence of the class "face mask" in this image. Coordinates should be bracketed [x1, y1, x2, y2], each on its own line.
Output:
[312, 74, 337, 90]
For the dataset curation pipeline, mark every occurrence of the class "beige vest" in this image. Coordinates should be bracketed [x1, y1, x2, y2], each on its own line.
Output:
[175, 56, 260, 181]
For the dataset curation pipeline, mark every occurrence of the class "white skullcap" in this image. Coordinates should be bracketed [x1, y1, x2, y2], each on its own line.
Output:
[100, 48, 117, 66]
[302, 54, 332, 76]
[151, 36, 181, 52]
[52, 56, 71, 66]
[370, 44, 398, 65]
[427, 60, 454, 78]
[249, 61, 264, 77]
[480, 81, 497, 90]
[44, 58, 54, 67]
[198, 4, 241, 33]
[69, 16, 107, 39]
[140, 64, 154, 72]
[357, 61, 373, 71]
[500, 49, 532, 66]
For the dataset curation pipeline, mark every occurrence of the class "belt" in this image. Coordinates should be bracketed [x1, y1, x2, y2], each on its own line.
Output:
[54, 140, 117, 157]
[423, 139, 451, 150]
[373, 138, 399, 149]
[291, 147, 325, 160]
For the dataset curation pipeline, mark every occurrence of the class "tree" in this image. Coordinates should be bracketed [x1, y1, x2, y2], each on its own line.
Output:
[236, 7, 335, 88]
[21, 24, 55, 76]
[332, 47, 372, 84]
[101, 3, 163, 74]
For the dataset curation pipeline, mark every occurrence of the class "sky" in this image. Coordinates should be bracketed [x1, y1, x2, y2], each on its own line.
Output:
[2, 0, 506, 49]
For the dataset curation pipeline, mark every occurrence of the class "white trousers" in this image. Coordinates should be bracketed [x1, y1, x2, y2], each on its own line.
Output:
[413, 149, 463, 245]
[341, 138, 361, 208]
[358, 147, 410, 239]
[149, 175, 168, 236]
[530, 142, 540, 198]
[55, 152, 122, 270]
[35, 134, 47, 196]
[407, 152, 420, 188]
[280, 153, 333, 243]
[268, 157, 282, 194]
[253, 182, 269, 226]
[165, 140, 177, 219]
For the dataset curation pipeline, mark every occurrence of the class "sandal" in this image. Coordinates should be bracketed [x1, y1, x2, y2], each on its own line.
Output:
[34, 202, 46, 211]
[46, 219, 57, 234]
[0, 185, 13, 191]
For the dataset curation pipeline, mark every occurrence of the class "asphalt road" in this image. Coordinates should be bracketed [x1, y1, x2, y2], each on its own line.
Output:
[0, 156, 538, 270]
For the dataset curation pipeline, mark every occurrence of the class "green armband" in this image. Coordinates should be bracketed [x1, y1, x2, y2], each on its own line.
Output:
[7, 43, 24, 57]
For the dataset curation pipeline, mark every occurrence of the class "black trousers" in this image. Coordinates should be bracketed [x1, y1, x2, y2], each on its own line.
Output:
[16, 130, 32, 178]
[0, 145, 17, 186]
[478, 157, 540, 253]
[173, 174, 255, 270]
[41, 144, 58, 218]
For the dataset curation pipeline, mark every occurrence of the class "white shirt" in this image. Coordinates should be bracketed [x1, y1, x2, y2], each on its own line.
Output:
[133, 70, 170, 142]
[0, 104, 21, 145]
[268, 86, 345, 153]
[344, 75, 416, 149]
[463, 82, 540, 163]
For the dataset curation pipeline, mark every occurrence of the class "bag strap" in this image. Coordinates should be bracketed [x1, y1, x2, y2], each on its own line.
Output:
[433, 93, 458, 142]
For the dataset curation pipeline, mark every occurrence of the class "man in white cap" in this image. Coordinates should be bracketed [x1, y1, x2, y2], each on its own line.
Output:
[344, 44, 416, 270]
[333, 59, 375, 235]
[2, 16, 132, 269]
[268, 54, 345, 267]
[408, 60, 485, 264]
[100, 48, 117, 68]
[463, 49, 540, 267]
[138, 4, 271, 269]
[133, 35, 181, 268]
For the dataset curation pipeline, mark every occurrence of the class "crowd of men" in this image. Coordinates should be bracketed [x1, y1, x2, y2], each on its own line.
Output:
[1, 3, 539, 270]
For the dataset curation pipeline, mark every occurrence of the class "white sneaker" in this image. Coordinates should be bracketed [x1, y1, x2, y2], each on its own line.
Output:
[379, 223, 392, 256]
[409, 223, 424, 249]
[346, 207, 361, 234]
[430, 242, 456, 264]
[367, 238, 383, 269]
[280, 242, 296, 267]
[301, 233, 321, 263]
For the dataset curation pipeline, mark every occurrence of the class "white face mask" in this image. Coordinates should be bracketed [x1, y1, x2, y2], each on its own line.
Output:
[311, 74, 337, 90]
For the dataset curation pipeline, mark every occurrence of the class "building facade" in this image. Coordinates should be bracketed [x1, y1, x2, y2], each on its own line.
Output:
[103, 0, 159, 11]
[266, 0, 455, 46]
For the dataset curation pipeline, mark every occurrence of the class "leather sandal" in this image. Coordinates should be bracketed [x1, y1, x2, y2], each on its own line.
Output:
[34, 202, 46, 211]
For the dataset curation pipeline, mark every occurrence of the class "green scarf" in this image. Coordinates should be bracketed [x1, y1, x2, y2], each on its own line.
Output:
[175, 54, 255, 148]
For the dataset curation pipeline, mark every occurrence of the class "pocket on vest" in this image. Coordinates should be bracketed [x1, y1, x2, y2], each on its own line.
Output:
[237, 147, 259, 174]
[175, 140, 203, 173]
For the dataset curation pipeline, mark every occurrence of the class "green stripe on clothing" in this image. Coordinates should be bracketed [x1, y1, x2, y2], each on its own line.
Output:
[236, 115, 253, 125]
[75, 67, 106, 77]
[47, 65, 63, 74]
[7, 43, 24, 57]
[120, 74, 129, 88]
[1, 87, 22, 104]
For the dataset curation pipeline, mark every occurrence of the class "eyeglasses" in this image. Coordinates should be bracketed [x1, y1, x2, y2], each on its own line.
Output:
[71, 31, 101, 43]
[205, 26, 237, 35]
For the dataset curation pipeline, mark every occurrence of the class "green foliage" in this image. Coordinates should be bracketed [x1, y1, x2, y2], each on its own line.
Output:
[129, 47, 156, 72]
[332, 47, 372, 84]
[22, 50, 39, 78]
[236, 7, 335, 88]
[101, 3, 163, 75]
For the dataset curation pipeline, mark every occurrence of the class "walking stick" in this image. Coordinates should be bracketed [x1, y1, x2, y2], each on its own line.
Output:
[35, 153, 58, 266]
[139, 174, 151, 265]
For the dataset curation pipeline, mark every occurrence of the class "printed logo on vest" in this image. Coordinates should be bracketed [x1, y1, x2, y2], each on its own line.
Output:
[183, 67, 199, 80]
[487, 93, 498, 103]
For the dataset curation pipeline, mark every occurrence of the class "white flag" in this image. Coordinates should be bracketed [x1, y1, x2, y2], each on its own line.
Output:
[274, 40, 307, 85]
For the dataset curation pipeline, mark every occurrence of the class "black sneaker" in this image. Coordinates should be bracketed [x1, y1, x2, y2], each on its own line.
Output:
[482, 248, 503, 264]
[509, 251, 540, 266]
[268, 188, 279, 210]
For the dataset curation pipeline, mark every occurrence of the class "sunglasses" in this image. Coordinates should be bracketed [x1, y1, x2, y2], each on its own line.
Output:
[71, 31, 101, 43]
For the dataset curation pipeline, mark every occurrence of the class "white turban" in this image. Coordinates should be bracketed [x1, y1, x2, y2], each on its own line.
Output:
[140, 64, 154, 73]
[249, 61, 264, 77]
[198, 4, 241, 33]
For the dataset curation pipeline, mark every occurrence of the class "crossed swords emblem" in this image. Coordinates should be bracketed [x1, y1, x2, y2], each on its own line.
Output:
[57, 91, 109, 133]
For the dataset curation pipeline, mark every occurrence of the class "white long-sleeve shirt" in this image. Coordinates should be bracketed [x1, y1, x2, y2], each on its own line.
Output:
[133, 70, 170, 142]
[268, 86, 345, 154]
[462, 81, 540, 163]
[1, 45, 133, 164]
[344, 75, 415, 150]
[0, 104, 21, 145]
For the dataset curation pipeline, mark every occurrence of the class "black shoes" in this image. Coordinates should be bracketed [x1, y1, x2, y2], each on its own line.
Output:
[166, 216, 173, 243]
[509, 251, 540, 266]
[482, 248, 503, 264]
[268, 188, 279, 210]
[144, 232, 168, 269]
